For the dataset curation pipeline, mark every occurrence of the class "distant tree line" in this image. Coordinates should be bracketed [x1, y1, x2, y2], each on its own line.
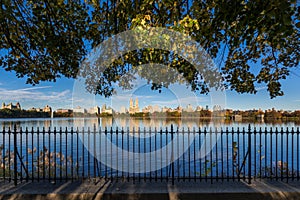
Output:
[0, 109, 50, 118]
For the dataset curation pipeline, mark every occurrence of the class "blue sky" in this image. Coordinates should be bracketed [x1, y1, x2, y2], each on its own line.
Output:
[0, 65, 299, 111]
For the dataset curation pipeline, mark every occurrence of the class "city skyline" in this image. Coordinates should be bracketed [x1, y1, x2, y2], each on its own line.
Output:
[0, 67, 300, 111]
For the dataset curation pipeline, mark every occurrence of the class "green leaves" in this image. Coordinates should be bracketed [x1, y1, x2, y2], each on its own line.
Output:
[1, 0, 299, 98]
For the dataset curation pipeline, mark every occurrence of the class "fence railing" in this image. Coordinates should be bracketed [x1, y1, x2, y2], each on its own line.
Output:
[0, 125, 299, 186]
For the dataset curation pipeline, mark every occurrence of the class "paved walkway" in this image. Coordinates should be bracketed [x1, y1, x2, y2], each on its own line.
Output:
[0, 179, 300, 199]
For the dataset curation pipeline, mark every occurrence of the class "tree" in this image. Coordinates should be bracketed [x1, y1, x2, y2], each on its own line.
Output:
[1, 0, 299, 98]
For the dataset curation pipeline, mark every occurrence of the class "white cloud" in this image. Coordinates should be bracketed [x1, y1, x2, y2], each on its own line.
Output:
[18, 86, 53, 91]
[0, 86, 71, 103]
[256, 86, 267, 91]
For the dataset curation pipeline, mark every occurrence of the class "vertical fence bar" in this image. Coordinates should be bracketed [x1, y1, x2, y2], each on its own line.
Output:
[166, 127, 168, 183]
[88, 127, 90, 179]
[2, 127, 5, 182]
[264, 127, 267, 178]
[259, 127, 262, 181]
[243, 127, 245, 181]
[297, 127, 299, 181]
[138, 127, 140, 183]
[132, 127, 135, 184]
[59, 127, 62, 182]
[65, 128, 68, 181]
[42, 127, 45, 180]
[71, 127, 74, 181]
[210, 127, 213, 184]
[25, 127, 28, 182]
[13, 125, 17, 186]
[193, 127, 196, 182]
[82, 127, 85, 179]
[76, 128, 79, 180]
[281, 127, 284, 181]
[215, 127, 218, 182]
[204, 127, 207, 182]
[20, 127, 23, 182]
[199, 127, 202, 182]
[8, 127, 11, 182]
[144, 127, 146, 182]
[270, 127, 273, 180]
[248, 125, 251, 184]
[122, 128, 124, 180]
[171, 124, 174, 185]
[37, 127, 40, 182]
[253, 127, 256, 180]
[132, 127, 136, 184]
[155, 127, 157, 182]
[160, 128, 163, 182]
[232, 127, 234, 182]
[226, 127, 229, 182]
[292, 127, 294, 181]
[177, 127, 179, 182]
[286, 127, 289, 183]
[109, 127, 112, 180]
[188, 127, 190, 182]
[31, 127, 34, 182]
[221, 128, 223, 182]
[127, 127, 129, 182]
[276, 127, 278, 181]
[149, 127, 152, 182]
[54, 127, 57, 183]
[116, 127, 118, 182]
[237, 127, 240, 182]
[99, 127, 102, 179]
[48, 127, 51, 182]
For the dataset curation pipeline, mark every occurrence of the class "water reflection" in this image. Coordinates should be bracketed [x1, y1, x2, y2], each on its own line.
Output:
[0, 117, 299, 130]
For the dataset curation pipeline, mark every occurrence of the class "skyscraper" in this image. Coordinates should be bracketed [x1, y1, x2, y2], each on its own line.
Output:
[129, 98, 139, 114]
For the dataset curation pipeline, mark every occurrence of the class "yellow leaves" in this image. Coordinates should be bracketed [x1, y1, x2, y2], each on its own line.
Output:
[131, 14, 152, 29]
[178, 16, 200, 33]
[57, 0, 64, 6]
[144, 15, 151, 21]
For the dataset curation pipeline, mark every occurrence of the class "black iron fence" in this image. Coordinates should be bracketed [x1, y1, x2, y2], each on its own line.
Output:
[0, 125, 299, 186]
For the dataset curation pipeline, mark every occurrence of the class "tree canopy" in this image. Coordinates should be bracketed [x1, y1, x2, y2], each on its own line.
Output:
[1, 0, 299, 98]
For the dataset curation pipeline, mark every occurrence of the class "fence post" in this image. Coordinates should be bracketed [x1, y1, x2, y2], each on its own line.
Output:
[171, 124, 174, 185]
[13, 125, 17, 186]
[248, 124, 251, 184]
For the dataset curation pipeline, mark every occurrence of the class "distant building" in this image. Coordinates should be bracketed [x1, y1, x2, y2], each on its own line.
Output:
[184, 104, 194, 112]
[102, 104, 113, 114]
[73, 106, 86, 114]
[174, 106, 182, 113]
[88, 106, 100, 115]
[28, 107, 43, 112]
[162, 106, 172, 113]
[43, 105, 52, 113]
[152, 105, 161, 113]
[28, 105, 52, 113]
[120, 106, 127, 114]
[213, 105, 222, 111]
[142, 105, 151, 113]
[195, 106, 203, 112]
[1, 102, 21, 110]
[129, 98, 139, 114]
[56, 109, 72, 113]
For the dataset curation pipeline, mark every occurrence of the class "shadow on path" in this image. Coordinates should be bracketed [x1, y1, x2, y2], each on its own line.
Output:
[0, 179, 300, 199]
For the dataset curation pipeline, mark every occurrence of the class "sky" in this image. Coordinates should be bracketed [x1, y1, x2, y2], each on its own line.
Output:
[0, 65, 300, 112]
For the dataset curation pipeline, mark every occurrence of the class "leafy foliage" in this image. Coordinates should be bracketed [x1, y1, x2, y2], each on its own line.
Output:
[1, 0, 299, 98]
